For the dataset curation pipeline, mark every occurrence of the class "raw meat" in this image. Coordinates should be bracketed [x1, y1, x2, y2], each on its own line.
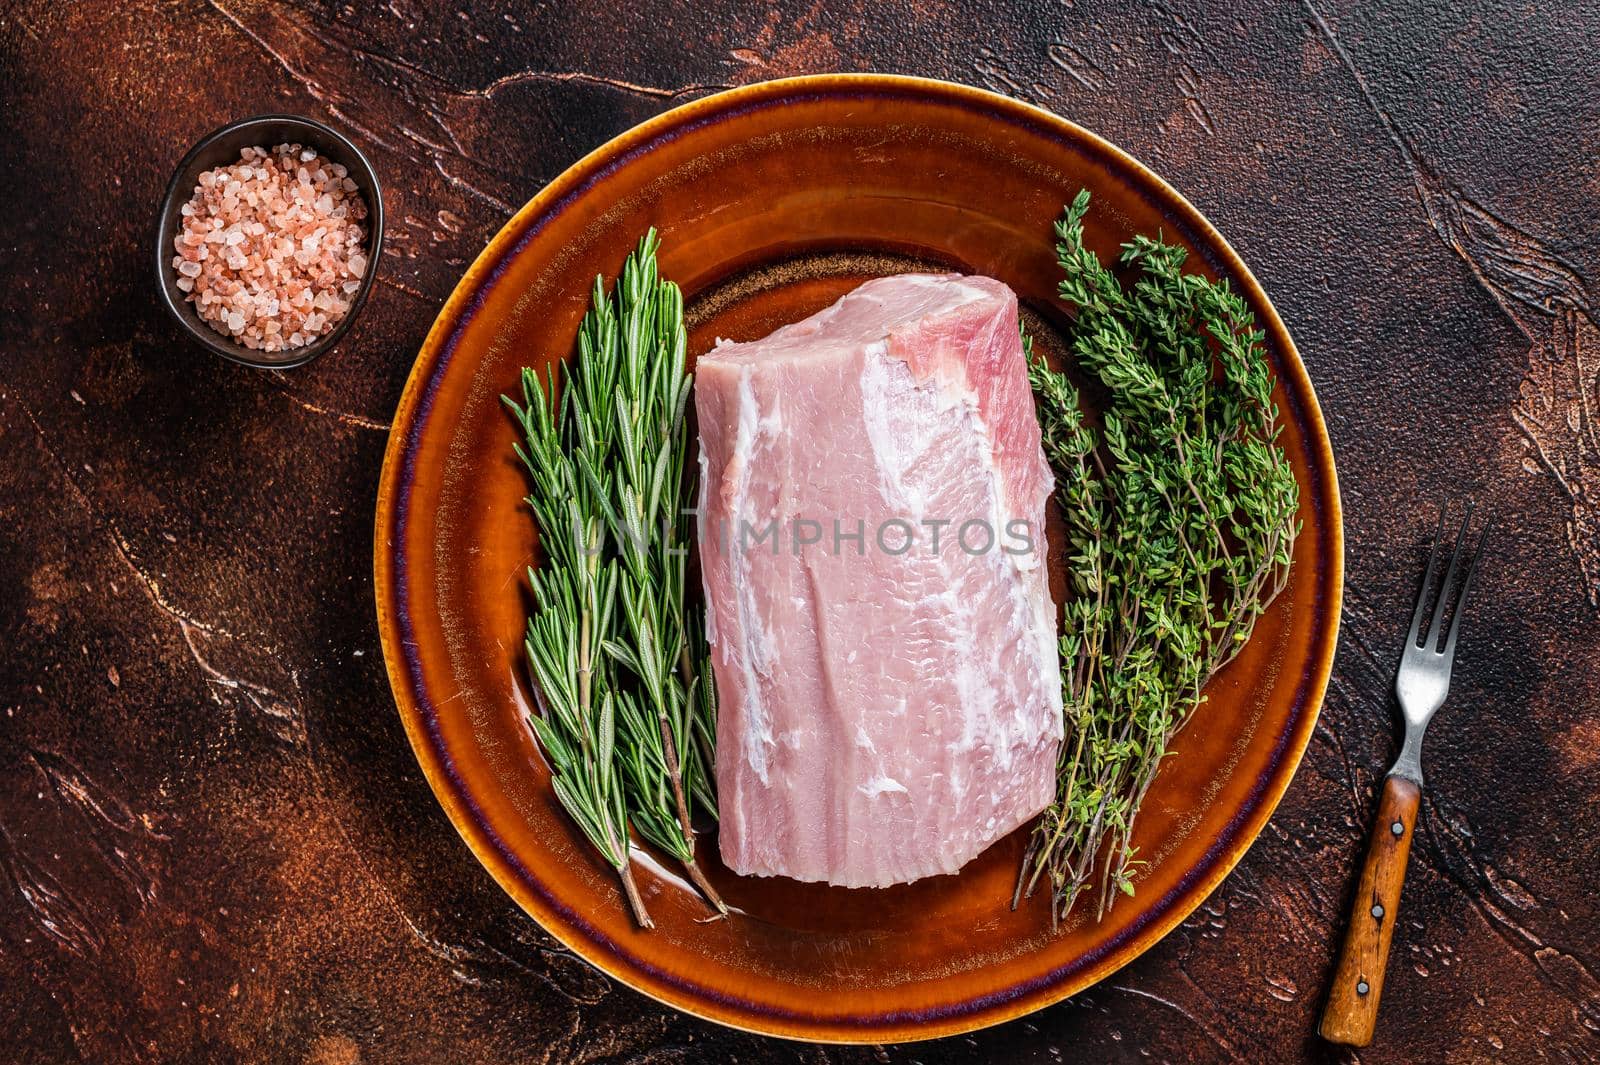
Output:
[694, 273, 1063, 888]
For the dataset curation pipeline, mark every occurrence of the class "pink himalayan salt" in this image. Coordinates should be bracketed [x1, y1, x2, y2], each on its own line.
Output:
[171, 144, 369, 354]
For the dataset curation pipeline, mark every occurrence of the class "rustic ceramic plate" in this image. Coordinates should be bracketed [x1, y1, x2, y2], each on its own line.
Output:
[375, 74, 1342, 1043]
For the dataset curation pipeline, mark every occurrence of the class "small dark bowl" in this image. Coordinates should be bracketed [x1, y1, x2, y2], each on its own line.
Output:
[155, 114, 385, 369]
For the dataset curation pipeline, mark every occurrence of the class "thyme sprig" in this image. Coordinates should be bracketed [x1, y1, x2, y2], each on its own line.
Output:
[505, 231, 721, 927]
[1019, 190, 1300, 925]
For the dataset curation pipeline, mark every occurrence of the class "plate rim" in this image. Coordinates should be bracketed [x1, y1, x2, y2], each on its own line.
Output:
[374, 72, 1344, 1044]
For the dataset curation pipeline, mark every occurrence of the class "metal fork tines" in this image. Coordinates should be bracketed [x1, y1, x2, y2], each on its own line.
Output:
[1390, 501, 1492, 786]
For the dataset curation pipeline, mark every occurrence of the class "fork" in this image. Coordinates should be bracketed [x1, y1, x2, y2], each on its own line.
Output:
[1319, 502, 1490, 1047]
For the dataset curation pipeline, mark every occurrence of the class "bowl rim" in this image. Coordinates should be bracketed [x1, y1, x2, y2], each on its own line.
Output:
[154, 112, 386, 370]
[373, 73, 1345, 1043]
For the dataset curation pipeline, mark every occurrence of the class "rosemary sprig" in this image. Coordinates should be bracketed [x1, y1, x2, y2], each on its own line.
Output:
[504, 232, 721, 928]
[505, 333, 649, 927]
[585, 232, 725, 914]
[1019, 189, 1300, 925]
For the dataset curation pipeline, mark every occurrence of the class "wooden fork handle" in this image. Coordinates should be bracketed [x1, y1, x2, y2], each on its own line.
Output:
[1319, 774, 1422, 1046]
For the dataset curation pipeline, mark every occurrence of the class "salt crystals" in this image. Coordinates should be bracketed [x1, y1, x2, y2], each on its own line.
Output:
[171, 144, 369, 353]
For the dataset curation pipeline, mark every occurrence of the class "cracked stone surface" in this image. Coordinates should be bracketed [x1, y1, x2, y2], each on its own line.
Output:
[2, 1, 1598, 1062]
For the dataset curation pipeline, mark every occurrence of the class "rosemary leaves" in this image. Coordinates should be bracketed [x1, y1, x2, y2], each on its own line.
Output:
[1019, 190, 1300, 924]
[505, 231, 721, 927]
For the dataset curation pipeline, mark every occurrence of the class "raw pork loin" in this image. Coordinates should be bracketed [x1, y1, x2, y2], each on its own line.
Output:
[694, 273, 1063, 888]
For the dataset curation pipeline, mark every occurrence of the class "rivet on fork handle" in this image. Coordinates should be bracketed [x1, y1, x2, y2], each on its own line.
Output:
[1319, 773, 1422, 1045]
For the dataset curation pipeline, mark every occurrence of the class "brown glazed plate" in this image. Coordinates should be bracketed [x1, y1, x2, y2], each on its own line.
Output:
[374, 74, 1343, 1043]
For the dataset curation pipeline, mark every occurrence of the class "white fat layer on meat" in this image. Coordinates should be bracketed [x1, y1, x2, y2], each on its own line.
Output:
[945, 306, 1062, 747]
[727, 365, 782, 784]
[954, 397, 1064, 746]
[860, 774, 909, 798]
[860, 340, 918, 514]
[857, 340, 1063, 796]
[962, 314, 1062, 739]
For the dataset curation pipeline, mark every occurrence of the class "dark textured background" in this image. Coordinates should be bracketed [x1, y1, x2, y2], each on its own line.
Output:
[2, 1, 1597, 1062]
